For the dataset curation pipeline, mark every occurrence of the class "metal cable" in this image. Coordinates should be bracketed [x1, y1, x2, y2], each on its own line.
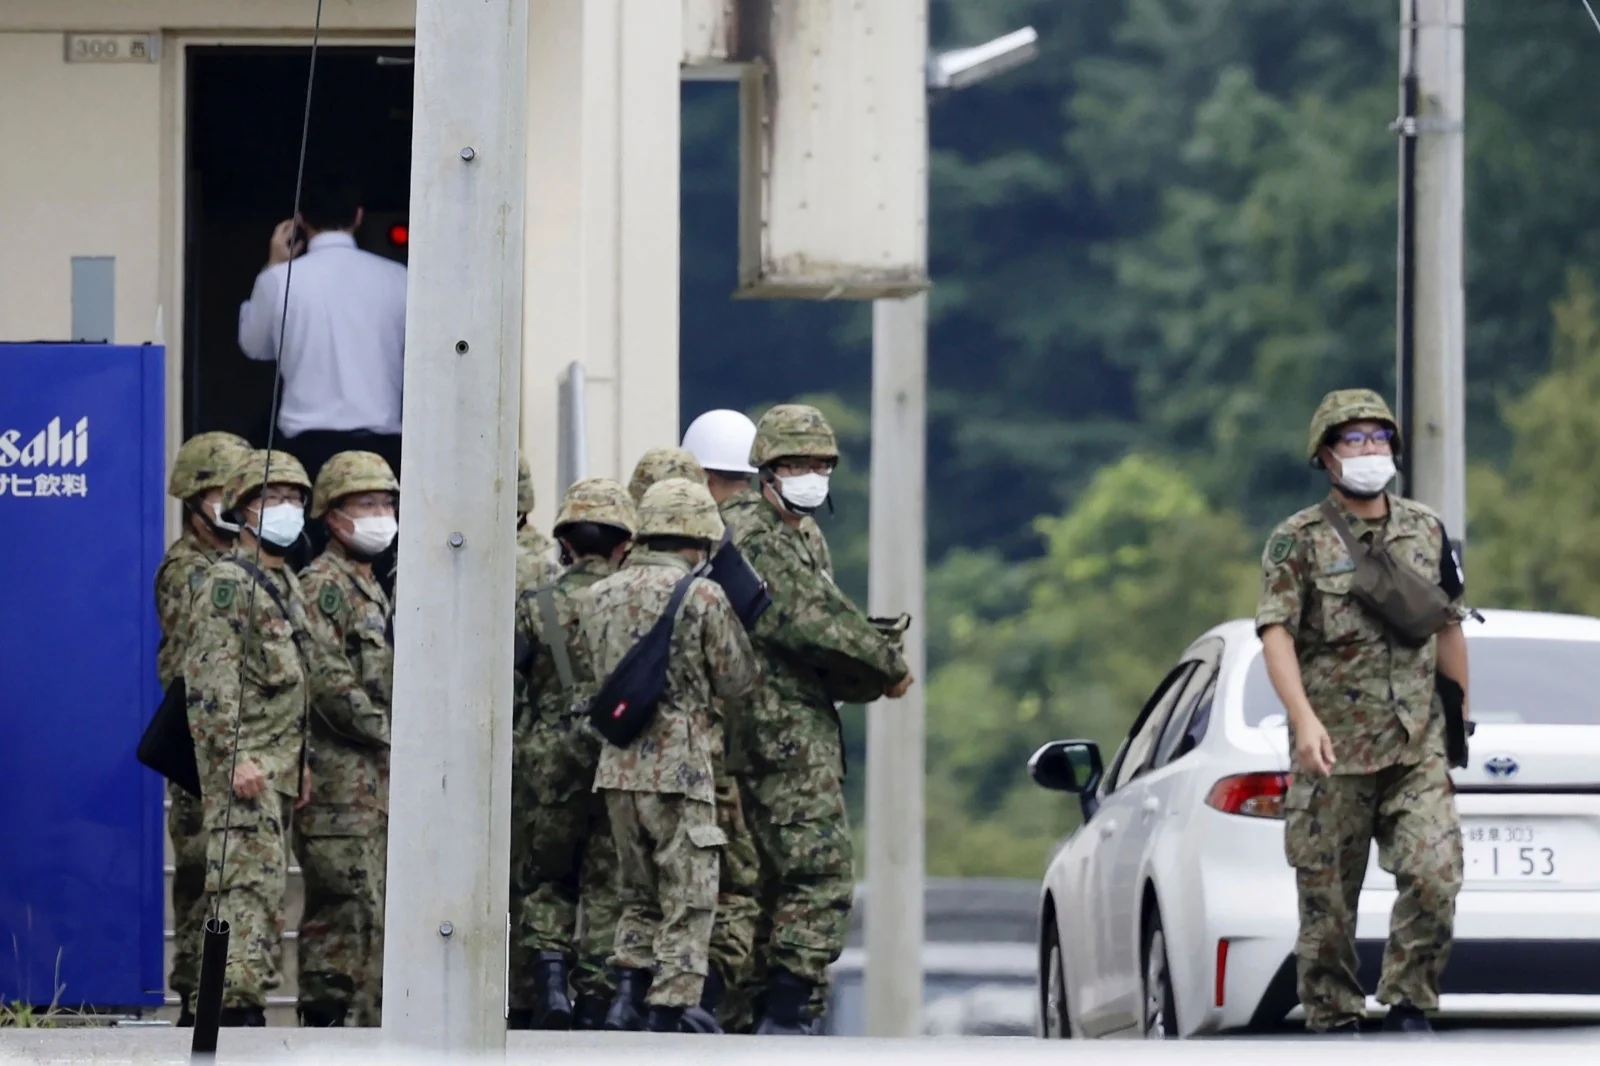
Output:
[211, 0, 326, 925]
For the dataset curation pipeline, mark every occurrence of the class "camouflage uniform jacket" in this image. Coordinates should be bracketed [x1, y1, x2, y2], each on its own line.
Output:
[1256, 491, 1467, 775]
[515, 555, 615, 721]
[733, 499, 909, 774]
[585, 550, 760, 802]
[184, 551, 311, 807]
[299, 546, 393, 832]
[156, 531, 226, 689]
[715, 489, 828, 774]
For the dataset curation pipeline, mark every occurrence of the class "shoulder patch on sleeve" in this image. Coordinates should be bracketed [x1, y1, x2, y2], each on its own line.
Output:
[1266, 532, 1296, 565]
[318, 583, 344, 618]
[211, 579, 236, 610]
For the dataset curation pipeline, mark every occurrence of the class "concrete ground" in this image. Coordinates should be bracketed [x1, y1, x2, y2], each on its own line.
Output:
[3, 1025, 1600, 1065]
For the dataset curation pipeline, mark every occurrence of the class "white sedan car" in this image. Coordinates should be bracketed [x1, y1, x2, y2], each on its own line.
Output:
[1029, 608, 1600, 1038]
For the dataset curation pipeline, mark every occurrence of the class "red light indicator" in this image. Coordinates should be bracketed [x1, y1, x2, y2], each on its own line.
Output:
[388, 223, 409, 247]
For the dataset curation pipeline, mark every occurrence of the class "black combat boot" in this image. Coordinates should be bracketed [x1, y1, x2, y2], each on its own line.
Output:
[298, 1002, 348, 1027]
[754, 968, 814, 1036]
[1382, 1003, 1433, 1034]
[218, 1005, 267, 1027]
[572, 994, 609, 1031]
[646, 1004, 686, 1033]
[532, 952, 574, 1030]
[680, 969, 725, 1034]
[603, 968, 652, 1031]
[176, 993, 195, 1028]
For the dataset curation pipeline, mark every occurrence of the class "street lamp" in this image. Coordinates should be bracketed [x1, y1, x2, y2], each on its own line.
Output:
[863, 22, 1040, 1040]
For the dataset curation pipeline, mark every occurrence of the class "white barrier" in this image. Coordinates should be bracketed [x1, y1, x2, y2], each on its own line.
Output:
[2, 1029, 1599, 1065]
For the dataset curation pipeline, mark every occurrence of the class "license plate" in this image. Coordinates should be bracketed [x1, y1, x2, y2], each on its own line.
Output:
[1463, 822, 1561, 883]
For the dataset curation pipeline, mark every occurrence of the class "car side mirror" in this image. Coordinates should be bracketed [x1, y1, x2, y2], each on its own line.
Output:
[1027, 740, 1103, 796]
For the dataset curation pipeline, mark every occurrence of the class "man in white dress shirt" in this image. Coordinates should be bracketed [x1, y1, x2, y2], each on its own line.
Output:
[238, 174, 408, 488]
[239, 174, 408, 576]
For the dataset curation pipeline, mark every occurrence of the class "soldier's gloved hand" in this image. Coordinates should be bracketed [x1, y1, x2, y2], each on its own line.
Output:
[1294, 717, 1336, 777]
[884, 669, 915, 700]
[296, 767, 313, 810]
[232, 759, 267, 800]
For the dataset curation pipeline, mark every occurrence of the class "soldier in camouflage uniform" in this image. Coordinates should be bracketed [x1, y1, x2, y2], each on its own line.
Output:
[586, 479, 761, 1033]
[731, 405, 912, 1035]
[678, 410, 773, 1031]
[295, 452, 399, 1027]
[508, 452, 565, 1026]
[627, 446, 706, 504]
[183, 449, 316, 1026]
[1256, 389, 1469, 1035]
[156, 431, 252, 1026]
[511, 477, 637, 1030]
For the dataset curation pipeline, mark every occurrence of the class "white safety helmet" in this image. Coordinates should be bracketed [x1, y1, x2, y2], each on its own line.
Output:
[682, 408, 758, 475]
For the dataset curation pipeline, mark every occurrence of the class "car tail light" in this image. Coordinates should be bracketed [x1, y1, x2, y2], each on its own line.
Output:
[1206, 772, 1290, 818]
[1215, 939, 1229, 1007]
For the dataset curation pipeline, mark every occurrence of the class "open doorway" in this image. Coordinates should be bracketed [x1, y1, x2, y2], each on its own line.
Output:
[182, 45, 414, 442]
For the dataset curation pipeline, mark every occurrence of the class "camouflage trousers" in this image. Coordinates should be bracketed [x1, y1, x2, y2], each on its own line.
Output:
[604, 790, 725, 1009]
[738, 763, 854, 1015]
[1283, 757, 1462, 1031]
[293, 816, 387, 1025]
[708, 772, 761, 1020]
[510, 716, 619, 1008]
[202, 790, 293, 1010]
[167, 782, 208, 999]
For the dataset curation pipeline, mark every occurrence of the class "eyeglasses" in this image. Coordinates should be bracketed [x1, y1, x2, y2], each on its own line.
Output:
[1332, 427, 1396, 449]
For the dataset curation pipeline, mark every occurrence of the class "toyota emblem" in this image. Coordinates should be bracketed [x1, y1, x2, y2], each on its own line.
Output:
[1482, 755, 1519, 779]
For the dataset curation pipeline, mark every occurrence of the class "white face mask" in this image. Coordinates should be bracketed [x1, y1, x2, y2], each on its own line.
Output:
[344, 514, 398, 556]
[779, 472, 831, 511]
[1336, 454, 1396, 497]
[209, 500, 240, 534]
[255, 503, 306, 548]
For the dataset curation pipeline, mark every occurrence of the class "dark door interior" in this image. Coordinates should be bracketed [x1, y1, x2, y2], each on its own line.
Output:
[182, 45, 414, 443]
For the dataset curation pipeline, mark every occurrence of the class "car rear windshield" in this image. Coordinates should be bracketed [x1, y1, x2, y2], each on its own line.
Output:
[1243, 637, 1600, 727]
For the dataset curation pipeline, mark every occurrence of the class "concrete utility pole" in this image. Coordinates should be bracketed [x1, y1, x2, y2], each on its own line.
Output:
[1396, 0, 1466, 543]
[864, 23, 1038, 1040]
[383, 0, 528, 1051]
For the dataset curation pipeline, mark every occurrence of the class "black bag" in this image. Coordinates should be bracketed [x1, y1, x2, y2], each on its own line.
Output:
[1438, 674, 1475, 769]
[707, 529, 771, 632]
[1319, 500, 1458, 647]
[586, 571, 698, 748]
[137, 678, 202, 798]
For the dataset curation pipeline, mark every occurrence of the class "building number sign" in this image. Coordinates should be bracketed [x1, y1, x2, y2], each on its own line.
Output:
[64, 34, 161, 64]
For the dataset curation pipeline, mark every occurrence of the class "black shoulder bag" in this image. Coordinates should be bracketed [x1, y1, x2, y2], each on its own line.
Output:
[586, 571, 698, 748]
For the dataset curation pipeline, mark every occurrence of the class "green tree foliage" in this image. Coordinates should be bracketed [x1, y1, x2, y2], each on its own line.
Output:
[1469, 270, 1600, 615]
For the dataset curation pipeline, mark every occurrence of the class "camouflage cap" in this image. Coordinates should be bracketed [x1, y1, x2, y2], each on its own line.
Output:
[310, 450, 399, 518]
[637, 477, 725, 542]
[554, 477, 637, 535]
[628, 447, 707, 504]
[222, 449, 312, 515]
[168, 432, 253, 499]
[750, 403, 839, 467]
[1308, 388, 1400, 467]
[517, 452, 534, 516]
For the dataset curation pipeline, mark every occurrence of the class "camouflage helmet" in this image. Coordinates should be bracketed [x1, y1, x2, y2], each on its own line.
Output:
[749, 404, 839, 468]
[517, 452, 535, 516]
[1308, 388, 1401, 468]
[628, 447, 707, 504]
[310, 451, 399, 519]
[221, 449, 312, 516]
[636, 477, 725, 542]
[554, 477, 637, 536]
[168, 432, 252, 500]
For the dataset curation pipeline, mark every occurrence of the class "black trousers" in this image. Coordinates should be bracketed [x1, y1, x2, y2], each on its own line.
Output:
[276, 428, 403, 597]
